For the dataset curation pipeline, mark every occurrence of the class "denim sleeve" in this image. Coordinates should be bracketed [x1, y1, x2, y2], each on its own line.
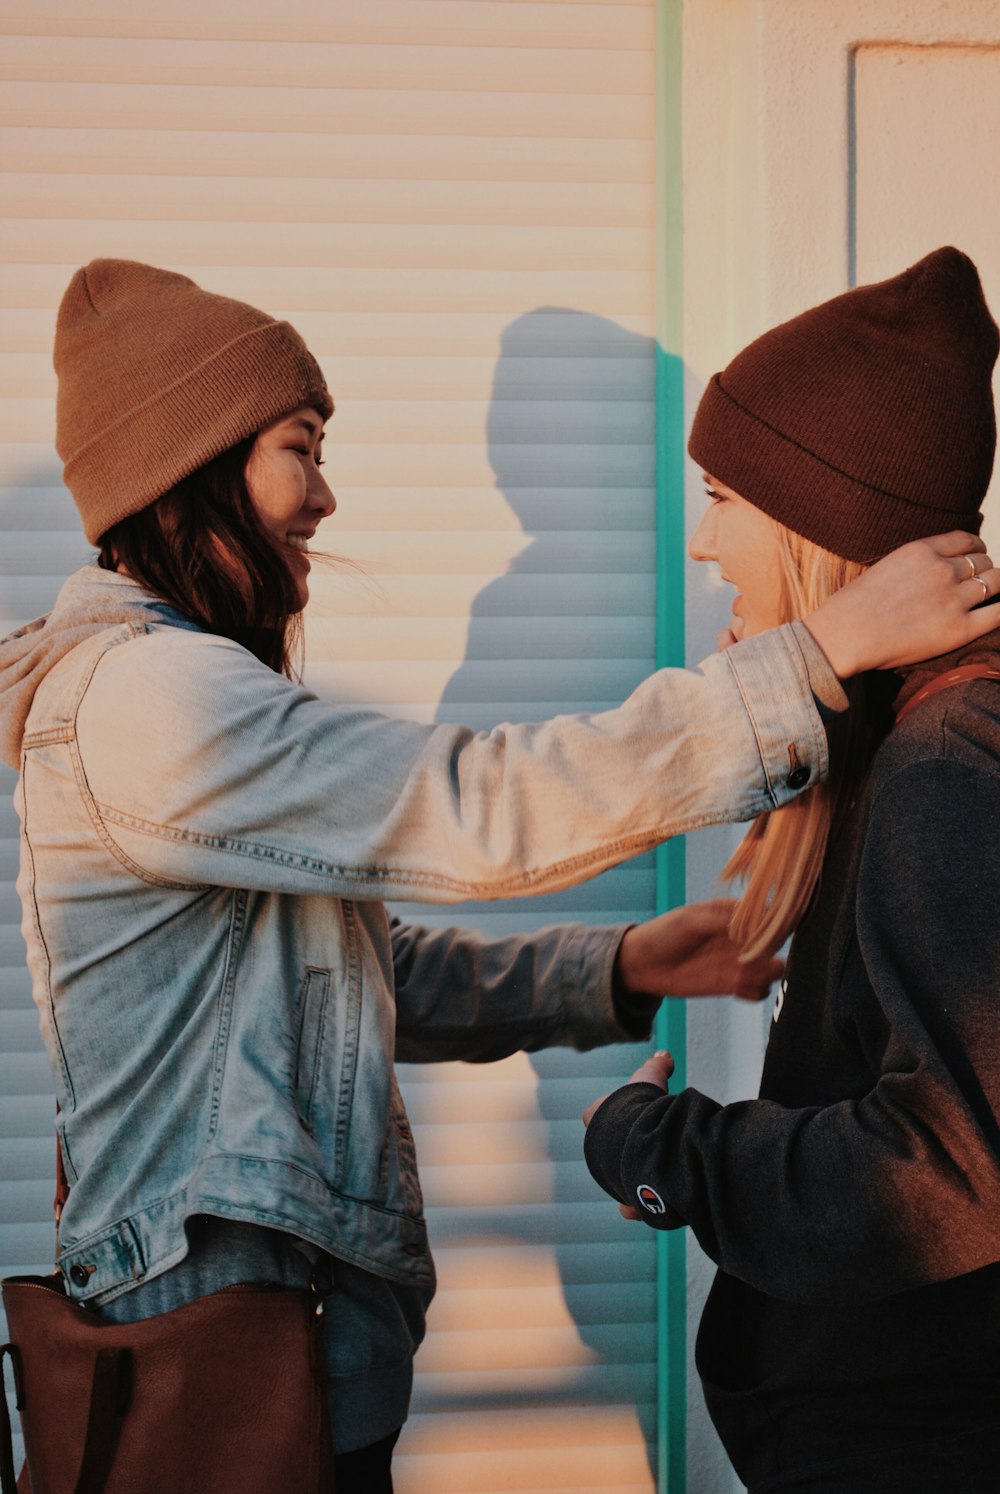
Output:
[74, 620, 830, 901]
[391, 918, 641, 1063]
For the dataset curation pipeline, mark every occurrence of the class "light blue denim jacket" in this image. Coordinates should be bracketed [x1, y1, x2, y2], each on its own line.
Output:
[0, 565, 839, 1307]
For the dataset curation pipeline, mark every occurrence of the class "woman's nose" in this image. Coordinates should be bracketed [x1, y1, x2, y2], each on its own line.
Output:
[311, 470, 336, 518]
[688, 505, 717, 562]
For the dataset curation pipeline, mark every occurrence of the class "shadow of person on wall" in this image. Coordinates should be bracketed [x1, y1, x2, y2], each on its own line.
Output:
[412, 305, 666, 1475]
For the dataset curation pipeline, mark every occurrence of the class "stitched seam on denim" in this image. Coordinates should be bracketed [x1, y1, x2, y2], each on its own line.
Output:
[19, 754, 75, 1109]
[783, 623, 830, 775]
[722, 650, 776, 807]
[207, 888, 249, 1140]
[90, 805, 685, 894]
[68, 625, 203, 889]
[333, 903, 361, 1183]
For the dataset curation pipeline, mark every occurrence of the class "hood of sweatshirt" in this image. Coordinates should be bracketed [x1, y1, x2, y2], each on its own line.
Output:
[0, 564, 198, 771]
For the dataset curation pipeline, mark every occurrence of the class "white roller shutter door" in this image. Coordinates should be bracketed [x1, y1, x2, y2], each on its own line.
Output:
[0, 5, 660, 1488]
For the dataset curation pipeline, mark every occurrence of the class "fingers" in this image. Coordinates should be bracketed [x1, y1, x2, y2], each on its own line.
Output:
[618, 1203, 642, 1221]
[582, 1092, 610, 1127]
[954, 551, 990, 582]
[932, 530, 988, 557]
[628, 1050, 674, 1088]
[964, 564, 1000, 607]
[733, 954, 785, 1001]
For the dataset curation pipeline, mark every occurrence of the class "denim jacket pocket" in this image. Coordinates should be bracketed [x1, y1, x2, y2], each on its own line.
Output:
[294, 965, 333, 1135]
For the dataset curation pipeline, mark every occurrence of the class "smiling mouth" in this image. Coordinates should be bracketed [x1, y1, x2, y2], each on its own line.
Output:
[286, 534, 313, 552]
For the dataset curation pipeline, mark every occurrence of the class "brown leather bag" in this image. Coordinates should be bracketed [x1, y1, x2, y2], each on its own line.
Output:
[0, 1273, 333, 1494]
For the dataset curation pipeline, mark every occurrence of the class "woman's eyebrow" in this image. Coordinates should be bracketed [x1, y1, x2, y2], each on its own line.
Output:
[284, 415, 321, 440]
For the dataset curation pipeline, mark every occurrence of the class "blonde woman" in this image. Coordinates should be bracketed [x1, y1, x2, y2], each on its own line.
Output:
[584, 247, 1000, 1493]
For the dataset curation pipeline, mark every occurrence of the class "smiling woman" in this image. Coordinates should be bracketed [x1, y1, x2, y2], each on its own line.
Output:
[689, 475, 787, 642]
[584, 246, 1000, 1494]
[245, 407, 336, 607]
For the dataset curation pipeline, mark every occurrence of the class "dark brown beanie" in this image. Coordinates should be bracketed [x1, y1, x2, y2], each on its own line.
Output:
[688, 247, 999, 562]
[54, 259, 334, 544]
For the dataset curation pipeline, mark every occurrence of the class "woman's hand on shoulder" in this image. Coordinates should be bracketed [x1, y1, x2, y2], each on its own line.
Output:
[804, 531, 1000, 676]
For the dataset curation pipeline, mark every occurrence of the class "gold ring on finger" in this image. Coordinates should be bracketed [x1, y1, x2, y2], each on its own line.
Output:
[965, 554, 978, 579]
[976, 576, 989, 603]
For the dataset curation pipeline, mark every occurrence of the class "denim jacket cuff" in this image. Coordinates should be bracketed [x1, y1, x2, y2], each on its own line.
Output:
[722, 623, 831, 807]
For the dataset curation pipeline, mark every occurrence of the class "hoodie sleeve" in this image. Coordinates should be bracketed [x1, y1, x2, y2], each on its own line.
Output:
[584, 752, 1000, 1307]
[70, 618, 831, 903]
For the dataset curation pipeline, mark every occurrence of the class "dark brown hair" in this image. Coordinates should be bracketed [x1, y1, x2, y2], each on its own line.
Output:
[98, 437, 303, 677]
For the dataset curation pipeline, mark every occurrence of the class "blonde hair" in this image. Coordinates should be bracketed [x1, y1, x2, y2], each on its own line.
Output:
[725, 522, 882, 960]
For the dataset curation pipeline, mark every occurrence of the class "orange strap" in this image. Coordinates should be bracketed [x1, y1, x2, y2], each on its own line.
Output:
[894, 663, 1000, 725]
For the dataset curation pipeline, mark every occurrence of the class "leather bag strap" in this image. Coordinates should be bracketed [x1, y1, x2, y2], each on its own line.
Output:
[72, 1348, 133, 1494]
[893, 663, 1000, 726]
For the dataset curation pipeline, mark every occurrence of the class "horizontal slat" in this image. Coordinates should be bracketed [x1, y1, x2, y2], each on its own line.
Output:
[0, 1010, 42, 1053]
[0, 1096, 53, 1137]
[0, 127, 655, 184]
[4, 219, 652, 274]
[401, 1406, 654, 1454]
[424, 1200, 652, 1246]
[0, 2, 654, 49]
[401, 1080, 651, 1131]
[393, 1441, 655, 1494]
[3, 394, 654, 442]
[0, 354, 655, 401]
[0, 82, 653, 139]
[414, 1320, 653, 1372]
[0, 1223, 52, 1262]
[3, 174, 653, 230]
[0, 1180, 52, 1223]
[1, 566, 657, 614]
[307, 614, 653, 660]
[0, 440, 655, 492]
[0, 264, 654, 315]
[0, 1052, 52, 1093]
[1, 37, 653, 95]
[0, 969, 33, 1012]
[0, 308, 656, 356]
[427, 1240, 654, 1289]
[1, 1136, 50, 1180]
[304, 659, 650, 705]
[428, 1281, 652, 1331]
[407, 1120, 631, 1168]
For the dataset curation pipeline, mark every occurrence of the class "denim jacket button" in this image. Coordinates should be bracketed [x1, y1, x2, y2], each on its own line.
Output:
[69, 1263, 92, 1288]
[787, 765, 810, 789]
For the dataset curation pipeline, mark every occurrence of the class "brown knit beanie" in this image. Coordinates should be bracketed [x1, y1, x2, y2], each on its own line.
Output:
[54, 259, 334, 544]
[688, 247, 999, 563]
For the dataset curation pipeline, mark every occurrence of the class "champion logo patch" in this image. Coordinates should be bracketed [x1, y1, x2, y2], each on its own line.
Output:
[636, 1184, 667, 1215]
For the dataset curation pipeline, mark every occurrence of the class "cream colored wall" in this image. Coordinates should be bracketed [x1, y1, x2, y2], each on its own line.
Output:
[681, 3, 1000, 1489]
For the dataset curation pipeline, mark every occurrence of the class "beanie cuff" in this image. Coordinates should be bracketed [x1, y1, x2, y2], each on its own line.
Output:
[688, 375, 982, 563]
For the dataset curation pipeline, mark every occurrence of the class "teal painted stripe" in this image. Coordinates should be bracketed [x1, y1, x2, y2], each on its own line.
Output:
[654, 1, 686, 1492]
